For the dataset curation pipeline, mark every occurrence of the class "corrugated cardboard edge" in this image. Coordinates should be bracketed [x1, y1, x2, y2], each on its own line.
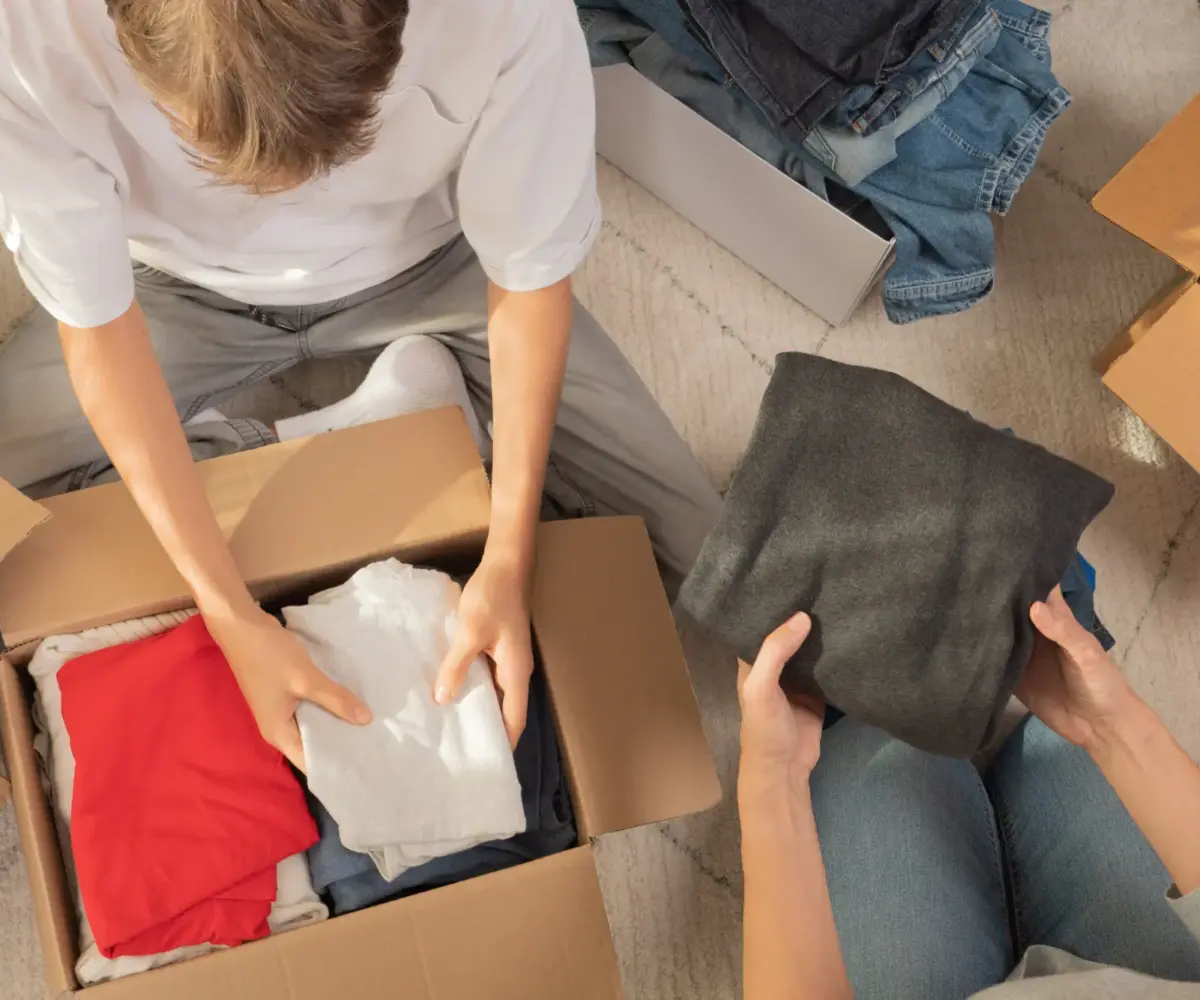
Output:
[0, 655, 76, 995]
[1102, 280, 1200, 471]
[1093, 270, 1196, 375]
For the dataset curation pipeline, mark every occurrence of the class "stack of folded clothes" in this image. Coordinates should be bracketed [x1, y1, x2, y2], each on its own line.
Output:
[288, 560, 534, 883]
[577, 0, 1070, 324]
[30, 613, 327, 986]
[306, 667, 576, 916]
[28, 561, 577, 986]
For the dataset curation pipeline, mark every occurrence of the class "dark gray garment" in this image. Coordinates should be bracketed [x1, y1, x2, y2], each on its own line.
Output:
[677, 354, 1114, 758]
[681, 0, 979, 142]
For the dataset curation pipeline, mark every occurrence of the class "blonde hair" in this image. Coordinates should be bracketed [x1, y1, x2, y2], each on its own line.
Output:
[107, 0, 408, 192]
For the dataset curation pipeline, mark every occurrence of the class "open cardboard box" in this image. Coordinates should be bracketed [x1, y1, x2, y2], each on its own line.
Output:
[593, 64, 896, 328]
[0, 407, 721, 999]
[1092, 93, 1200, 472]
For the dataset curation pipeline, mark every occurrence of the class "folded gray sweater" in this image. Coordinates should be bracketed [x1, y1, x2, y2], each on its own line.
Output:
[678, 354, 1114, 757]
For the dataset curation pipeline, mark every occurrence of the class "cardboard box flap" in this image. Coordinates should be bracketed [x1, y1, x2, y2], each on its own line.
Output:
[0, 656, 76, 996]
[86, 847, 623, 1000]
[1093, 95, 1200, 273]
[531, 517, 721, 839]
[0, 409, 491, 648]
[1102, 281, 1200, 471]
[0, 477, 49, 567]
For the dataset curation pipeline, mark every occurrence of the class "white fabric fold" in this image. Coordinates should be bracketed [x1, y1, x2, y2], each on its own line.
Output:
[28, 611, 328, 986]
[288, 560, 525, 881]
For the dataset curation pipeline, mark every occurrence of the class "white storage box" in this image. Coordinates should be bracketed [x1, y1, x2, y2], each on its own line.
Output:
[594, 64, 896, 327]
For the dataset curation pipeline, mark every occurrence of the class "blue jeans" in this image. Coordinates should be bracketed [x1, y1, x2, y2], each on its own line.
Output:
[579, 1, 999, 190]
[681, 0, 978, 143]
[579, 0, 725, 80]
[811, 717, 1200, 998]
[805, 4, 1002, 189]
[853, 0, 1070, 323]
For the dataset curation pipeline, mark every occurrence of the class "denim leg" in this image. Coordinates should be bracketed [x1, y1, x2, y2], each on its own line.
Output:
[985, 717, 1200, 981]
[810, 719, 1011, 999]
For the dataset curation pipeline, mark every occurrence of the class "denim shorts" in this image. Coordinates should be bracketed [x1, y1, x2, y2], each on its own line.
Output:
[854, 0, 1071, 324]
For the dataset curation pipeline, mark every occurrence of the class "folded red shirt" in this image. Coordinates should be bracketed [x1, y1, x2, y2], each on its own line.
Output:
[58, 615, 318, 958]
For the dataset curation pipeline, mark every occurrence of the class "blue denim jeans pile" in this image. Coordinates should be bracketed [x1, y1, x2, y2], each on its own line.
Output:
[577, 0, 1069, 324]
[682, 0, 977, 144]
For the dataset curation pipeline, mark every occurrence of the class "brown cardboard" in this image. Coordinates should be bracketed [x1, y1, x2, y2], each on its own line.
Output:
[0, 476, 48, 568]
[1092, 271, 1195, 376]
[0, 656, 76, 997]
[82, 848, 622, 1000]
[532, 518, 721, 838]
[0, 407, 491, 649]
[0, 409, 719, 999]
[1101, 282, 1200, 471]
[1092, 94, 1200, 273]
[1091, 94, 1200, 472]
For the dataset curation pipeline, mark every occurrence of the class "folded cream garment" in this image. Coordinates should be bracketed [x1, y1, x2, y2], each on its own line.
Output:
[29, 611, 328, 987]
[288, 560, 526, 881]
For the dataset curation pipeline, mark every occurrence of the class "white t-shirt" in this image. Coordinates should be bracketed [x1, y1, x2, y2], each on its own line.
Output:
[0, 0, 601, 329]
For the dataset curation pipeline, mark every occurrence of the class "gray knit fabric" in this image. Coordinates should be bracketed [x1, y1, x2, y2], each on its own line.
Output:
[678, 354, 1114, 757]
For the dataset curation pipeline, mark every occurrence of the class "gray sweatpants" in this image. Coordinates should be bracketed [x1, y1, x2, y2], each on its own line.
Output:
[0, 237, 720, 576]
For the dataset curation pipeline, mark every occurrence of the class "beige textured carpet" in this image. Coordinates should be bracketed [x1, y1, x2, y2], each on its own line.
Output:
[3, 2, 1200, 996]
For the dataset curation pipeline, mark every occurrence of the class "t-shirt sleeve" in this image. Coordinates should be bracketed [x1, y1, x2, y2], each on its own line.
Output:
[0, 63, 133, 329]
[455, 0, 601, 292]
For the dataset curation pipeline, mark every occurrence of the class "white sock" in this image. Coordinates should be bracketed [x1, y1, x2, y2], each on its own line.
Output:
[275, 336, 487, 450]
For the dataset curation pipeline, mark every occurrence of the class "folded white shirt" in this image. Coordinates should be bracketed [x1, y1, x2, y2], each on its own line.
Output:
[288, 560, 526, 881]
[29, 611, 327, 987]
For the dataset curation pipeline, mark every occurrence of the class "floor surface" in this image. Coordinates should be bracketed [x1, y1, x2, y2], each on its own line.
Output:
[2, 2, 1199, 996]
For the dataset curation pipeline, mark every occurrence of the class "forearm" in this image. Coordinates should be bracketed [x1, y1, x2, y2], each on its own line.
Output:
[739, 776, 852, 1000]
[483, 277, 572, 574]
[1089, 697, 1200, 894]
[59, 305, 255, 619]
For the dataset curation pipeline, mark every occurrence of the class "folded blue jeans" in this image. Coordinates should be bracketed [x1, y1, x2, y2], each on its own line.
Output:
[852, 0, 1070, 323]
[811, 716, 1200, 998]
[306, 668, 577, 915]
[579, 0, 999, 192]
[806, 4, 1002, 185]
[681, 0, 979, 143]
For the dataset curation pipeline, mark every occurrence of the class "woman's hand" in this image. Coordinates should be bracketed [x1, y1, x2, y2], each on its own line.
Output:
[1017, 586, 1139, 752]
[738, 612, 824, 798]
[1022, 590, 1200, 895]
[738, 613, 854, 1000]
[434, 554, 534, 747]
